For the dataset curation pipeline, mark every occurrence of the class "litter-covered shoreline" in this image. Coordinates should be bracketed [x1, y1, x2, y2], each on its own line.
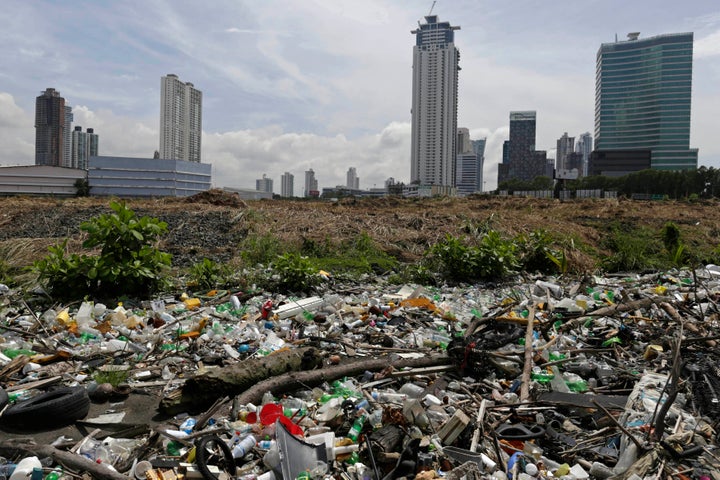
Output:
[2, 267, 720, 479]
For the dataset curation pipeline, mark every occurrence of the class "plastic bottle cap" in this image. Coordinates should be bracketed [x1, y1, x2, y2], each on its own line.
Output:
[525, 463, 538, 476]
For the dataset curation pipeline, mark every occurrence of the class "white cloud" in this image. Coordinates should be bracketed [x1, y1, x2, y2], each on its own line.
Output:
[695, 30, 720, 58]
[0, 93, 34, 164]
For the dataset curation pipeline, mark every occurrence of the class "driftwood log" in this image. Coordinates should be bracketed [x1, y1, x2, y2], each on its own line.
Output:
[159, 346, 453, 414]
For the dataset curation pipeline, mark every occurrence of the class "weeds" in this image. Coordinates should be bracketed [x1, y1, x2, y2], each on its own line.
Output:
[272, 252, 320, 293]
[187, 258, 228, 290]
[32, 200, 172, 300]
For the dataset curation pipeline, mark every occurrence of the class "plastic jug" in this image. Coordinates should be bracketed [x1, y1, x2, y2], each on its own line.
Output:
[9, 456, 41, 480]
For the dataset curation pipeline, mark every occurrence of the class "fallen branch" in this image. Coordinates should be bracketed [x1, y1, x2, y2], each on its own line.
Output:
[234, 353, 452, 406]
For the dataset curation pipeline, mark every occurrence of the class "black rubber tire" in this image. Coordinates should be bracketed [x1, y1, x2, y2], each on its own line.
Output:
[0, 388, 7, 411]
[0, 386, 90, 430]
[195, 435, 234, 480]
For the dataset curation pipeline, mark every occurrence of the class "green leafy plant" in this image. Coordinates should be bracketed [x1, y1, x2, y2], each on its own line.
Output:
[239, 233, 282, 267]
[272, 252, 320, 293]
[428, 231, 519, 282]
[601, 225, 660, 272]
[516, 229, 560, 274]
[187, 258, 227, 290]
[33, 200, 171, 299]
[93, 367, 129, 387]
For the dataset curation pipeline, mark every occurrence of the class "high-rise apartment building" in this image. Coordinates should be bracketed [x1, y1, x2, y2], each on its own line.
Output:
[71, 126, 99, 170]
[160, 74, 202, 163]
[35, 88, 66, 167]
[256, 174, 273, 194]
[346, 167, 360, 190]
[410, 15, 460, 187]
[575, 132, 592, 176]
[63, 106, 73, 167]
[456, 135, 485, 196]
[281, 172, 294, 198]
[502, 111, 545, 183]
[595, 32, 697, 170]
[556, 132, 574, 172]
[304, 169, 318, 197]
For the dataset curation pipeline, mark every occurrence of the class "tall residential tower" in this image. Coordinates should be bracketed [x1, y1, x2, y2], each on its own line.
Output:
[160, 74, 202, 162]
[410, 15, 460, 187]
[595, 32, 697, 170]
[35, 88, 66, 167]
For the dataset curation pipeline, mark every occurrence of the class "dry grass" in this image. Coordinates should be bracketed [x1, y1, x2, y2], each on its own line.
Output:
[1, 193, 719, 279]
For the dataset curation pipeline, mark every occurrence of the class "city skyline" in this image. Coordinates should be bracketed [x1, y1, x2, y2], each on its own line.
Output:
[1, 1, 719, 191]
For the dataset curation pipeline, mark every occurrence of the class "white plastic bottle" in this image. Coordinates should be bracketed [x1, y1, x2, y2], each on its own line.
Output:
[9, 456, 41, 480]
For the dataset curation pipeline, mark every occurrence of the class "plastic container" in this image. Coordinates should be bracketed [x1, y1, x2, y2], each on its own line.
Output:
[232, 434, 256, 459]
[9, 457, 41, 480]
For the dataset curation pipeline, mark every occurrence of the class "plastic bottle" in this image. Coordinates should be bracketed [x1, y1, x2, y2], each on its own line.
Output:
[232, 434, 257, 459]
[9, 457, 41, 480]
[44, 468, 63, 480]
[347, 414, 367, 442]
[0, 463, 17, 479]
[179, 418, 196, 434]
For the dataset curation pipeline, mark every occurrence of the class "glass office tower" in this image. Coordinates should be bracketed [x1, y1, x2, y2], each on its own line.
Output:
[595, 32, 698, 170]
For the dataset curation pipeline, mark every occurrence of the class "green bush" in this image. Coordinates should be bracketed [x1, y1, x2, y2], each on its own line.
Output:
[516, 229, 561, 274]
[187, 258, 228, 290]
[428, 231, 519, 282]
[272, 252, 320, 293]
[33, 200, 171, 299]
[601, 225, 660, 272]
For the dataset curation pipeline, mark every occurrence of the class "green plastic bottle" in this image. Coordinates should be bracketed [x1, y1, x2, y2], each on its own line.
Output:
[347, 414, 367, 442]
[45, 468, 63, 480]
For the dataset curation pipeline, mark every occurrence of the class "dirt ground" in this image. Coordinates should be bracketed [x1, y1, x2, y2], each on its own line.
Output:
[1, 192, 719, 274]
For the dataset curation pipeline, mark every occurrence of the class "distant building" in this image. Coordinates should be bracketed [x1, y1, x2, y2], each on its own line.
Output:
[595, 32, 697, 170]
[588, 150, 651, 177]
[304, 169, 318, 197]
[281, 172, 294, 197]
[346, 167, 359, 189]
[410, 15, 461, 187]
[0, 165, 85, 196]
[575, 132, 592, 176]
[455, 135, 485, 196]
[71, 126, 99, 170]
[500, 111, 545, 183]
[256, 174, 273, 194]
[35, 88, 66, 167]
[63, 106, 73, 167]
[556, 132, 574, 172]
[160, 74, 202, 162]
[87, 156, 211, 197]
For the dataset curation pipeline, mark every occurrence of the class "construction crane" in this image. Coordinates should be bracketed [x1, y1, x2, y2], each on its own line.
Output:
[428, 1, 436, 15]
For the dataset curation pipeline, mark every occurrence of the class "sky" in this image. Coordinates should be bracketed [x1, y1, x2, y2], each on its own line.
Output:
[1, 0, 719, 192]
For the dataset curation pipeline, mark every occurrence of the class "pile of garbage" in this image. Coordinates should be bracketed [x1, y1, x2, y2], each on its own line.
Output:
[2, 266, 720, 480]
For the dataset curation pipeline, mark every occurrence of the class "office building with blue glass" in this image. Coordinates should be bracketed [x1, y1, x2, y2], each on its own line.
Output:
[594, 32, 698, 171]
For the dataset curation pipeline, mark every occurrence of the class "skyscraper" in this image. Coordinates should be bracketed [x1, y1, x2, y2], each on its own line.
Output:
[346, 167, 359, 190]
[575, 132, 592, 176]
[281, 172, 294, 198]
[595, 32, 697, 170]
[456, 135, 485, 196]
[304, 169, 318, 197]
[63, 106, 73, 167]
[35, 88, 66, 167]
[504, 111, 545, 182]
[256, 174, 273, 193]
[160, 74, 202, 162]
[71, 126, 99, 170]
[556, 132, 574, 172]
[410, 15, 460, 187]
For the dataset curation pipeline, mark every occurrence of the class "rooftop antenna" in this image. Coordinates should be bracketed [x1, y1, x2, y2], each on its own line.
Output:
[429, 0, 436, 15]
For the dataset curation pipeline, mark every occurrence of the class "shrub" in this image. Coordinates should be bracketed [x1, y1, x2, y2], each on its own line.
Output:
[33, 200, 171, 299]
[187, 258, 227, 290]
[516, 229, 560, 274]
[601, 225, 660, 272]
[428, 231, 519, 282]
[272, 252, 320, 293]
